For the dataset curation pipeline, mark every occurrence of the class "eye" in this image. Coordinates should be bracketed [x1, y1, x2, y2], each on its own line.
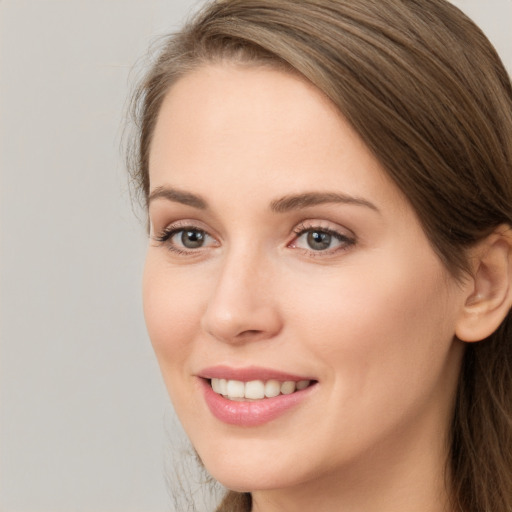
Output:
[303, 231, 335, 251]
[176, 229, 208, 249]
[290, 224, 355, 254]
[153, 224, 218, 254]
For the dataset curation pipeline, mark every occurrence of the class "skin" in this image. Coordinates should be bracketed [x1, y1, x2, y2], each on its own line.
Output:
[144, 64, 474, 512]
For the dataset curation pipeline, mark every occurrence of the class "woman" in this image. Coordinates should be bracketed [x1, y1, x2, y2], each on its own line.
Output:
[128, 0, 512, 510]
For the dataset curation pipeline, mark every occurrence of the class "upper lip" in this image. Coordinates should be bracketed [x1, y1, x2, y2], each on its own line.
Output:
[198, 365, 316, 382]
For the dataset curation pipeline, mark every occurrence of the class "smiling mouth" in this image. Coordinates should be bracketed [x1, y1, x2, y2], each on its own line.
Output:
[209, 378, 314, 401]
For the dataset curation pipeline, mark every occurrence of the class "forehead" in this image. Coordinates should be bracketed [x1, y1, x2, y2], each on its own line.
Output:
[148, 63, 401, 209]
[150, 63, 344, 162]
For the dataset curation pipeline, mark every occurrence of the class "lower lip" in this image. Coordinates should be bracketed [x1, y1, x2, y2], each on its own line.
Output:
[200, 378, 316, 427]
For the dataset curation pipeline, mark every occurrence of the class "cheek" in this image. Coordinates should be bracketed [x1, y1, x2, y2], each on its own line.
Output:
[142, 256, 204, 372]
[282, 252, 460, 399]
[273, 254, 463, 464]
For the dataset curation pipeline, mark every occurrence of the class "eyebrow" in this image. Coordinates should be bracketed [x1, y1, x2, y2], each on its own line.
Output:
[148, 186, 208, 209]
[148, 186, 379, 214]
[270, 192, 379, 213]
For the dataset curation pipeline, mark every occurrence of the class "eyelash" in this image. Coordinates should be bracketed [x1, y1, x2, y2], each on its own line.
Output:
[152, 221, 356, 257]
[152, 223, 214, 255]
[291, 223, 356, 256]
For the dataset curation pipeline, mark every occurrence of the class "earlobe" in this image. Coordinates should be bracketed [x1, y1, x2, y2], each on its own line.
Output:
[455, 225, 512, 343]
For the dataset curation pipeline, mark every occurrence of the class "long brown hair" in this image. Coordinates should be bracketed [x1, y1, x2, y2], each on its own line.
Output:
[128, 1, 512, 510]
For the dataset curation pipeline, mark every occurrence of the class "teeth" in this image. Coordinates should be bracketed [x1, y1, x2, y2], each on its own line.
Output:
[226, 379, 245, 398]
[245, 380, 265, 399]
[210, 378, 311, 401]
[265, 379, 281, 398]
[296, 380, 310, 390]
[211, 378, 221, 393]
[280, 381, 296, 395]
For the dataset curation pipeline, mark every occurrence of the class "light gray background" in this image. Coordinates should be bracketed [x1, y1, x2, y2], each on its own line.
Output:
[0, 1, 511, 511]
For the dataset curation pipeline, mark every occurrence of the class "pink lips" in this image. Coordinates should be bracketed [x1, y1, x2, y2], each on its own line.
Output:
[198, 366, 317, 427]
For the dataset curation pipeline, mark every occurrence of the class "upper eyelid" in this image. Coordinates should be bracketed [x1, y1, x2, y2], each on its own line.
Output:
[152, 219, 215, 237]
[152, 226, 219, 255]
[292, 220, 355, 237]
[291, 227, 355, 244]
[289, 221, 357, 251]
[155, 224, 213, 240]
[293, 228, 355, 242]
[151, 218, 356, 245]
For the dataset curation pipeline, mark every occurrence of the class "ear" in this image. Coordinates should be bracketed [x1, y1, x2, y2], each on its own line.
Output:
[456, 225, 512, 342]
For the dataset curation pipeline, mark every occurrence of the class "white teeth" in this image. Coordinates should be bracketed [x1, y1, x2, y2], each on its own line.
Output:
[211, 378, 229, 395]
[210, 378, 312, 400]
[265, 379, 281, 398]
[219, 378, 228, 395]
[211, 378, 221, 393]
[245, 380, 265, 400]
[226, 379, 245, 398]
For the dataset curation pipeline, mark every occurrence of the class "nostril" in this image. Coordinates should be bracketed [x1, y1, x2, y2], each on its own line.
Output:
[240, 329, 262, 336]
[236, 329, 269, 342]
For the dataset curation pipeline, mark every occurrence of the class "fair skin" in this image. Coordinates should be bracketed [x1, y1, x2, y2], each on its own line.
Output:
[144, 63, 480, 512]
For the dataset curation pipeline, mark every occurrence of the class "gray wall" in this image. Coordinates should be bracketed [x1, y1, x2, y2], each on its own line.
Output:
[0, 1, 510, 511]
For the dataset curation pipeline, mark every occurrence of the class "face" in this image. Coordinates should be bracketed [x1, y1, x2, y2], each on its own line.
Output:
[144, 64, 468, 497]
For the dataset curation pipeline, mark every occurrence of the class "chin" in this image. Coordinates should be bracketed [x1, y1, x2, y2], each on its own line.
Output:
[205, 463, 295, 493]
[195, 436, 315, 493]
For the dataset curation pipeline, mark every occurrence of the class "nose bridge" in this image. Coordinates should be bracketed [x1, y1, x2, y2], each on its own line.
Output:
[201, 242, 281, 343]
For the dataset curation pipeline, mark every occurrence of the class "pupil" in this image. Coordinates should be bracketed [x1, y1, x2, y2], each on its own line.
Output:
[181, 230, 204, 248]
[307, 231, 331, 250]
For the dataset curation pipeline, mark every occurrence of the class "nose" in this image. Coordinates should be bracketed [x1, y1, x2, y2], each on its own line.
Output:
[201, 250, 283, 344]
